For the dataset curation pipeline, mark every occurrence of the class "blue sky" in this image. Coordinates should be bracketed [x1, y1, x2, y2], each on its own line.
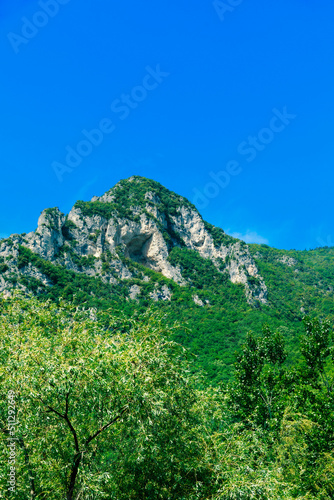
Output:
[1, 0, 333, 250]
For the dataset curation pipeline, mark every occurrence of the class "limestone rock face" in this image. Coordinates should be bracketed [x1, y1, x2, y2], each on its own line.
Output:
[171, 206, 267, 303]
[25, 208, 66, 260]
[193, 295, 204, 306]
[0, 177, 267, 304]
[279, 255, 298, 267]
[129, 284, 141, 300]
[66, 206, 185, 284]
[150, 284, 172, 302]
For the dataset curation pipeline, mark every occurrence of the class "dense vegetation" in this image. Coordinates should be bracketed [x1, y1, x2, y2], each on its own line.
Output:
[1, 178, 333, 498]
[74, 177, 196, 223]
[1, 295, 334, 499]
[2, 178, 333, 387]
[11, 239, 334, 386]
[249, 244, 334, 319]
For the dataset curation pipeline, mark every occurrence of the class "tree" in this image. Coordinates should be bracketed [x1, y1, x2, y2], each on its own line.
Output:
[0, 295, 208, 499]
[230, 325, 288, 428]
[300, 317, 333, 394]
[2, 294, 334, 499]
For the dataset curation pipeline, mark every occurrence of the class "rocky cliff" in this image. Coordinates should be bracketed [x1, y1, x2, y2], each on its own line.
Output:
[0, 176, 267, 304]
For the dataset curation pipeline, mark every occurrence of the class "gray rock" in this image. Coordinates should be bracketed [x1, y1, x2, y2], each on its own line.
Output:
[0, 178, 268, 304]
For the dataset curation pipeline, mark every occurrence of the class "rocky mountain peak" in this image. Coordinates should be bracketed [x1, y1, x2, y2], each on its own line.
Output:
[0, 177, 267, 304]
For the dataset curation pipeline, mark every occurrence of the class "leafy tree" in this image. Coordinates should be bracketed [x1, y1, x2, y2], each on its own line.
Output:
[0, 295, 209, 499]
[300, 317, 333, 393]
[230, 325, 288, 428]
[1, 293, 334, 499]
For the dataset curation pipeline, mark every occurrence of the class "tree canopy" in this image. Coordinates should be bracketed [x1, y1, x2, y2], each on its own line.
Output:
[1, 295, 334, 499]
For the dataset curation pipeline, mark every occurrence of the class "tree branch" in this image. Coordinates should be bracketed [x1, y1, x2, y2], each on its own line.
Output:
[43, 403, 80, 453]
[85, 405, 128, 447]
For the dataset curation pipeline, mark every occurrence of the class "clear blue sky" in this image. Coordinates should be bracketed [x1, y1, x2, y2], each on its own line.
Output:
[1, 0, 333, 250]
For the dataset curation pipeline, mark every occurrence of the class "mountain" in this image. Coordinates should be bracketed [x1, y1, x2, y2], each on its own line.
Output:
[0, 176, 267, 303]
[1, 176, 333, 382]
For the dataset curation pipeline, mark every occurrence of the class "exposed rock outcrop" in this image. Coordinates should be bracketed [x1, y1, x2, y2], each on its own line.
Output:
[0, 176, 268, 304]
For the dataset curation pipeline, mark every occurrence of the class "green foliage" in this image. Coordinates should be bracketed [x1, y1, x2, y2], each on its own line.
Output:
[249, 244, 334, 320]
[2, 238, 13, 247]
[0, 258, 8, 273]
[0, 295, 334, 498]
[5, 178, 334, 386]
[43, 207, 60, 216]
[62, 218, 77, 240]
[111, 176, 196, 216]
[73, 176, 195, 224]
[10, 232, 334, 387]
[300, 317, 332, 375]
[2, 178, 334, 497]
[13, 238, 334, 385]
[88, 230, 101, 244]
[17, 249, 31, 269]
[42, 208, 63, 230]
[230, 325, 289, 428]
[75, 200, 122, 220]
[16, 246, 129, 309]
[203, 221, 234, 249]
[0, 295, 208, 499]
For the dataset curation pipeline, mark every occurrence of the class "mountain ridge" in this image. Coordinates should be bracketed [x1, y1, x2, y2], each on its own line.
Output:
[1, 176, 333, 382]
[0, 176, 268, 304]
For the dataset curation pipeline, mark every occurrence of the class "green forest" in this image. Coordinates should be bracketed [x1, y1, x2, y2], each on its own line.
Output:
[11, 239, 334, 385]
[1, 178, 334, 498]
[2, 0, 334, 495]
[1, 295, 334, 499]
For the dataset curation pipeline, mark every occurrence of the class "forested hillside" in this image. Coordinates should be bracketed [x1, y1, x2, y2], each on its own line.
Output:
[1, 178, 334, 498]
[0, 177, 333, 384]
